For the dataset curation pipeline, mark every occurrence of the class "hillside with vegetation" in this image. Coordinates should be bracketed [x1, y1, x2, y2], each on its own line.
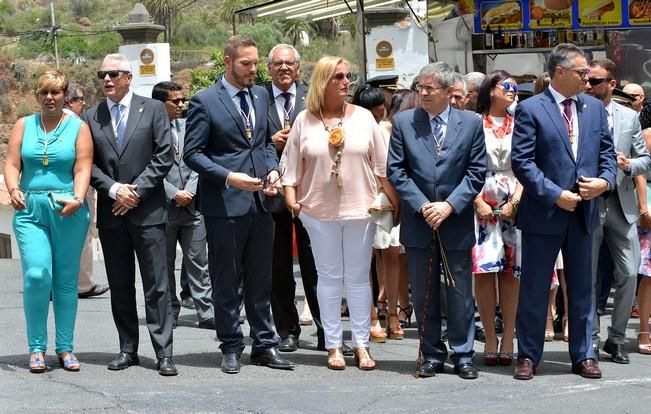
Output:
[0, 0, 358, 166]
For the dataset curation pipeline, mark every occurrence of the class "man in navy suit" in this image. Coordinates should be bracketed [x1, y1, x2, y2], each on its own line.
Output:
[387, 62, 486, 380]
[264, 43, 324, 353]
[511, 43, 617, 380]
[184, 35, 294, 374]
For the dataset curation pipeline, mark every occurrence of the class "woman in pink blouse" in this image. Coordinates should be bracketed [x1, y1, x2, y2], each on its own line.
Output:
[281, 56, 394, 371]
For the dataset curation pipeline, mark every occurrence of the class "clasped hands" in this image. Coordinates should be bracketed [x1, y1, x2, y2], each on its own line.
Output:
[112, 184, 139, 216]
[556, 176, 609, 212]
[421, 201, 453, 230]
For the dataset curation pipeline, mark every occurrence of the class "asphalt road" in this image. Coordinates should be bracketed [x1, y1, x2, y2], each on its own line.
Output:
[0, 258, 649, 413]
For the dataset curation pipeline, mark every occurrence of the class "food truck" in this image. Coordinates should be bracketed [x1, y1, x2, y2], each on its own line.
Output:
[466, 0, 651, 87]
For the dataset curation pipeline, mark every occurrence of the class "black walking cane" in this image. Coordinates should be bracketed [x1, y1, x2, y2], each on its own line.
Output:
[415, 228, 455, 378]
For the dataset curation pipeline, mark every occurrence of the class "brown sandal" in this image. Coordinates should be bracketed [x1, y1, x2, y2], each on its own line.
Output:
[386, 314, 404, 340]
[354, 347, 376, 371]
[370, 318, 387, 343]
[327, 348, 346, 370]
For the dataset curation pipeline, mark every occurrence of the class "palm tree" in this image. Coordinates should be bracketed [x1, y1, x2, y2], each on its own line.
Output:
[281, 19, 314, 47]
[143, 0, 197, 42]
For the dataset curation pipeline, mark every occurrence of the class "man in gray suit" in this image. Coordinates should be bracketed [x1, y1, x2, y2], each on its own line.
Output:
[152, 81, 214, 330]
[586, 58, 651, 364]
[85, 54, 177, 376]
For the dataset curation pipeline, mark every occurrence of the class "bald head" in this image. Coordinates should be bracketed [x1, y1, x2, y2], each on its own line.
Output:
[623, 83, 645, 112]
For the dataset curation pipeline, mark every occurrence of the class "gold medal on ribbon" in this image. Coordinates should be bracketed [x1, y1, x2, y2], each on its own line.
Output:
[246, 127, 252, 141]
[42, 154, 49, 166]
[284, 117, 291, 130]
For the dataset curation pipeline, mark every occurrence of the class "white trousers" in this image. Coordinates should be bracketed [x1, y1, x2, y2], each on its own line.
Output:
[299, 212, 375, 349]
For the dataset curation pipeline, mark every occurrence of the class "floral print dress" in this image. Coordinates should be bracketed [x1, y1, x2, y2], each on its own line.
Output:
[472, 114, 521, 278]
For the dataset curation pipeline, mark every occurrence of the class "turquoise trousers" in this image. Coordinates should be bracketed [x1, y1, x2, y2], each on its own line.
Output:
[13, 191, 89, 354]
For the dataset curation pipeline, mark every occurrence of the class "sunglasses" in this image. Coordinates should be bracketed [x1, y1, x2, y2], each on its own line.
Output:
[629, 93, 643, 99]
[332, 72, 352, 81]
[259, 167, 286, 188]
[498, 81, 519, 94]
[97, 70, 130, 79]
[69, 96, 85, 102]
[587, 77, 612, 86]
[165, 98, 186, 105]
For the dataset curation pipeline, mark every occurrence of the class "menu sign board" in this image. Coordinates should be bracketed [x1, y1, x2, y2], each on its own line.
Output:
[530, 0, 573, 28]
[474, 0, 651, 32]
[628, 0, 651, 25]
[579, 0, 623, 26]
[480, 1, 524, 30]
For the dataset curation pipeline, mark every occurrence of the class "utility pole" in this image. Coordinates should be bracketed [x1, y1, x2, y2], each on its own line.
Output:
[49, 0, 59, 69]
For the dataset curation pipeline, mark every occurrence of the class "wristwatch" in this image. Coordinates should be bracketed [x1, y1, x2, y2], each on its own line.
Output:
[73, 196, 84, 206]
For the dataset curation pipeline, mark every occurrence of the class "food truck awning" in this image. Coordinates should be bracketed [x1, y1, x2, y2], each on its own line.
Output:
[235, 0, 456, 21]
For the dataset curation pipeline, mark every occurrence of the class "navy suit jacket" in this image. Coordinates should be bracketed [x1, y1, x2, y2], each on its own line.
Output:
[183, 80, 278, 218]
[387, 107, 487, 250]
[511, 89, 617, 235]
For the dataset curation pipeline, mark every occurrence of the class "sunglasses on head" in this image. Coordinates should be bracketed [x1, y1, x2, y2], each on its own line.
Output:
[97, 70, 130, 79]
[165, 98, 186, 105]
[499, 81, 519, 94]
[332, 72, 352, 81]
[587, 77, 612, 86]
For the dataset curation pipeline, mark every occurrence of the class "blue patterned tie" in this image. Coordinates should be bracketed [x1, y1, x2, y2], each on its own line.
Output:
[432, 116, 444, 159]
[112, 103, 126, 150]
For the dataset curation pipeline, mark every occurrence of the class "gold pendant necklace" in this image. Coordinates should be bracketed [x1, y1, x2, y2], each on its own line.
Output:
[40, 112, 65, 166]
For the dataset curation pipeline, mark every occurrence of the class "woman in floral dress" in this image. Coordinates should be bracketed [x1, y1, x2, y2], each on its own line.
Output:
[472, 70, 522, 366]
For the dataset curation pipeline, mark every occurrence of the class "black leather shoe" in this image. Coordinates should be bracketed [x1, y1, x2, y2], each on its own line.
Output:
[342, 342, 354, 357]
[250, 347, 295, 370]
[417, 360, 444, 378]
[454, 362, 479, 379]
[278, 335, 298, 352]
[221, 353, 241, 374]
[78, 284, 109, 299]
[157, 357, 178, 376]
[197, 318, 215, 330]
[603, 339, 630, 364]
[107, 352, 139, 370]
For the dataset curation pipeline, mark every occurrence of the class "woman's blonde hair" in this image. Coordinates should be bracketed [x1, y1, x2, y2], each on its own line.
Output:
[305, 56, 349, 113]
[35, 70, 69, 96]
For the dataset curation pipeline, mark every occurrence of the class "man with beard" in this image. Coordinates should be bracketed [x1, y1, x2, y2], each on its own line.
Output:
[585, 59, 651, 365]
[184, 35, 294, 374]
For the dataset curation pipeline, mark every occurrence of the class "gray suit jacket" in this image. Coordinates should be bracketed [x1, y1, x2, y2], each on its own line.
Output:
[164, 118, 199, 219]
[610, 101, 651, 224]
[86, 93, 174, 229]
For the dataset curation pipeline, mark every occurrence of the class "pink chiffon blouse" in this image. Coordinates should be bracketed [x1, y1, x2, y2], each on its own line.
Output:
[280, 105, 387, 220]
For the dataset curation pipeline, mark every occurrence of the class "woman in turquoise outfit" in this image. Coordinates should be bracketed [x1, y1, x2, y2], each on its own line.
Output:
[4, 70, 92, 373]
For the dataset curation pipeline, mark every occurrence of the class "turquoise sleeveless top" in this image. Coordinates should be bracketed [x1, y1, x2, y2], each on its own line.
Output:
[19, 113, 82, 192]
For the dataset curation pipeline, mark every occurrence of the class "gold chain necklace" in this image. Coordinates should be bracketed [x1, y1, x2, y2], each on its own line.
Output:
[40, 112, 65, 166]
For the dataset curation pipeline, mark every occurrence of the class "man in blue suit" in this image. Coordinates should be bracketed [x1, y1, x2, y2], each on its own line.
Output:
[511, 43, 617, 380]
[183, 35, 294, 374]
[387, 62, 487, 380]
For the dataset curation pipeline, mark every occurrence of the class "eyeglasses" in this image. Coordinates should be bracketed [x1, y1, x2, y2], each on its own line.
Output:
[629, 93, 644, 99]
[259, 168, 286, 188]
[587, 77, 612, 86]
[331, 72, 352, 82]
[97, 70, 130, 79]
[415, 83, 445, 94]
[271, 60, 297, 69]
[563, 67, 590, 79]
[165, 98, 186, 105]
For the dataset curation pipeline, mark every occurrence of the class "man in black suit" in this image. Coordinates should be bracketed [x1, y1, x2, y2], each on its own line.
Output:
[85, 53, 177, 376]
[184, 35, 294, 374]
[152, 81, 214, 330]
[265, 43, 324, 352]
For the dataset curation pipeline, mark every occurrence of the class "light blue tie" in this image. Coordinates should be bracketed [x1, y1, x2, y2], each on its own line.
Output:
[112, 103, 126, 150]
